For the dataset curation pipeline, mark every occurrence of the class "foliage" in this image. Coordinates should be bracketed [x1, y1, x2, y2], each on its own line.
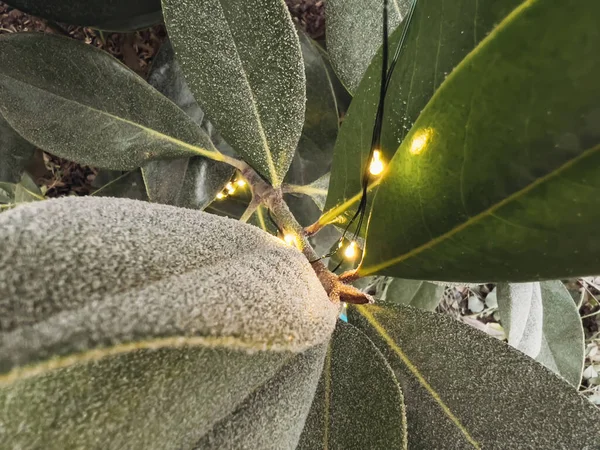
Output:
[1, 0, 599, 448]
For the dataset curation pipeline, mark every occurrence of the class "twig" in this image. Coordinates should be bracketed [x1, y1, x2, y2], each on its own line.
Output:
[242, 165, 372, 305]
[581, 309, 600, 320]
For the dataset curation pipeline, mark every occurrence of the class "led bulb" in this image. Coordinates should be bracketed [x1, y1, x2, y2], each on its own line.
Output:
[216, 192, 226, 199]
[369, 150, 385, 176]
[236, 179, 247, 188]
[344, 241, 358, 260]
[283, 234, 297, 247]
[225, 182, 236, 195]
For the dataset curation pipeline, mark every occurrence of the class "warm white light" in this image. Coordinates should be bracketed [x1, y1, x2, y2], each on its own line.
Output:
[344, 241, 358, 260]
[225, 182, 236, 194]
[284, 234, 297, 247]
[410, 128, 433, 155]
[369, 150, 385, 176]
[216, 192, 226, 199]
[236, 179, 247, 188]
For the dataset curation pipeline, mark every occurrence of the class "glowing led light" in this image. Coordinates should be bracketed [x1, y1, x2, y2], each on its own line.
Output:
[216, 192, 226, 199]
[225, 182, 236, 195]
[344, 241, 358, 260]
[369, 150, 385, 176]
[283, 234, 297, 247]
[236, 178, 247, 188]
[410, 128, 433, 155]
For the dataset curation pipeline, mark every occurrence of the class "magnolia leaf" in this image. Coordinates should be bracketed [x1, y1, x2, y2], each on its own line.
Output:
[497, 281, 585, 386]
[3, 0, 162, 30]
[196, 344, 327, 449]
[0, 33, 226, 171]
[91, 169, 148, 200]
[13, 172, 44, 204]
[0, 196, 338, 448]
[496, 283, 543, 359]
[298, 321, 407, 449]
[143, 39, 234, 209]
[0, 112, 35, 183]
[286, 173, 330, 213]
[361, 0, 600, 281]
[384, 278, 444, 311]
[283, 30, 337, 227]
[0, 183, 13, 204]
[325, 0, 407, 94]
[322, 0, 522, 233]
[248, 204, 278, 235]
[288, 30, 339, 185]
[349, 303, 600, 448]
[162, 0, 306, 187]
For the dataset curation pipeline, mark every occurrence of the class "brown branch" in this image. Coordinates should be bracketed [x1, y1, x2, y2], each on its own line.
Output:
[242, 166, 371, 305]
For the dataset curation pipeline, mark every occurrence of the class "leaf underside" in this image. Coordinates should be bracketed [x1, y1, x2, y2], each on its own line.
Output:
[0, 33, 219, 172]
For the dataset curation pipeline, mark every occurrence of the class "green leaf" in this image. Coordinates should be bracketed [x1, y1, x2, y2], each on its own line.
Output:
[298, 321, 407, 449]
[0, 33, 227, 172]
[13, 172, 44, 204]
[144, 40, 234, 209]
[3, 0, 162, 30]
[162, 0, 306, 186]
[384, 278, 443, 311]
[0, 112, 35, 183]
[497, 281, 585, 386]
[288, 30, 339, 186]
[91, 170, 148, 200]
[322, 0, 522, 231]
[496, 282, 543, 357]
[248, 204, 278, 235]
[283, 30, 338, 228]
[0, 196, 338, 448]
[349, 303, 600, 448]
[286, 173, 330, 212]
[325, 0, 406, 94]
[361, 0, 600, 281]
[194, 344, 328, 449]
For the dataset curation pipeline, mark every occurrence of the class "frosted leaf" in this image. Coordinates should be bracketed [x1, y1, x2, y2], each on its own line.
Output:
[0, 33, 221, 171]
[326, 0, 408, 93]
[0, 197, 338, 448]
[143, 39, 234, 210]
[497, 281, 584, 386]
[162, 0, 306, 186]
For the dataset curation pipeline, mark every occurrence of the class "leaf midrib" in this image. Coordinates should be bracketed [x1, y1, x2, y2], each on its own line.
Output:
[361, 141, 600, 276]
[217, 0, 279, 185]
[0, 73, 224, 163]
[357, 306, 481, 448]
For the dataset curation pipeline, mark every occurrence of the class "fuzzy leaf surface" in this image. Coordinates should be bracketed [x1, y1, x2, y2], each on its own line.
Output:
[361, 0, 600, 281]
[0, 197, 338, 449]
[325, 0, 407, 93]
[91, 170, 148, 200]
[143, 40, 234, 209]
[497, 281, 585, 386]
[0, 112, 35, 183]
[0, 33, 223, 171]
[349, 303, 600, 448]
[298, 321, 407, 449]
[162, 0, 306, 186]
[3, 0, 161, 30]
[385, 278, 444, 311]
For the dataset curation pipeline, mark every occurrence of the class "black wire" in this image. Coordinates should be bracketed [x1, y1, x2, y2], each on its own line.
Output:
[385, 0, 418, 93]
[318, 0, 418, 270]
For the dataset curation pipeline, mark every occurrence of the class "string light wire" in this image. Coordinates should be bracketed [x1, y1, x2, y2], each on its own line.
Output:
[322, 0, 418, 270]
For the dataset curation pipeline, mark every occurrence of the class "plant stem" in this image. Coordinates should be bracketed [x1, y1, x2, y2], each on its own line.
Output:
[241, 164, 371, 305]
